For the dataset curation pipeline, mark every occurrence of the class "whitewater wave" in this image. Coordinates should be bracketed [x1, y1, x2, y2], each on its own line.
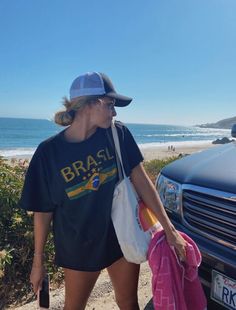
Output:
[142, 132, 231, 137]
[0, 148, 36, 157]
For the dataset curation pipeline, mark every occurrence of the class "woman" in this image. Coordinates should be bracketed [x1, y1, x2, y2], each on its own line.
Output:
[19, 72, 186, 310]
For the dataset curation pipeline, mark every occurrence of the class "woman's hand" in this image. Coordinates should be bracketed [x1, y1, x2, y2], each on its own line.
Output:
[30, 257, 46, 294]
[165, 229, 187, 262]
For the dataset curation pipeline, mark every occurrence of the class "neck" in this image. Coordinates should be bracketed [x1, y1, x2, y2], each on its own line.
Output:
[64, 116, 97, 143]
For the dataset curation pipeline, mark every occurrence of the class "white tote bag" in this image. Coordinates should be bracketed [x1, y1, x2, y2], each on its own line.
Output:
[111, 123, 162, 264]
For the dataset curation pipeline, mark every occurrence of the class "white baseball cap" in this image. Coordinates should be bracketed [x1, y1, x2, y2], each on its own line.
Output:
[69, 72, 132, 107]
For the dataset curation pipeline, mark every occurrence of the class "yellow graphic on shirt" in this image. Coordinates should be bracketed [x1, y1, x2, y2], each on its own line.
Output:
[66, 164, 117, 200]
[60, 147, 114, 183]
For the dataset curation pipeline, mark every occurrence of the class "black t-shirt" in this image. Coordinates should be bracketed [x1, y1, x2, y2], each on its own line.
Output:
[19, 122, 143, 271]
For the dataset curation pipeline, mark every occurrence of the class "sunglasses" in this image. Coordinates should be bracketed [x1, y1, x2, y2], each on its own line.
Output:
[97, 99, 116, 110]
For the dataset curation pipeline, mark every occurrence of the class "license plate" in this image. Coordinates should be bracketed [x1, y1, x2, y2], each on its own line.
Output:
[211, 270, 236, 310]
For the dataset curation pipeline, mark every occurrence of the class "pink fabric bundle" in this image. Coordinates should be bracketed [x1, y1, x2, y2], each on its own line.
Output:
[148, 230, 207, 310]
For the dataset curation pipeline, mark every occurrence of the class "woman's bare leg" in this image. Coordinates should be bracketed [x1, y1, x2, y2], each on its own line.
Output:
[107, 257, 140, 310]
[63, 268, 100, 310]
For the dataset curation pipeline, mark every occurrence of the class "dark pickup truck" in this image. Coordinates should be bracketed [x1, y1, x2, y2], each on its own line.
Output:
[156, 125, 236, 310]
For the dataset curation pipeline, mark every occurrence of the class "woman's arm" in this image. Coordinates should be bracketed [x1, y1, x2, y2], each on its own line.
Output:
[130, 163, 186, 260]
[30, 212, 53, 293]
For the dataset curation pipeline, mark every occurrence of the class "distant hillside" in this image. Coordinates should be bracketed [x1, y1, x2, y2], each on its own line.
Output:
[197, 116, 236, 129]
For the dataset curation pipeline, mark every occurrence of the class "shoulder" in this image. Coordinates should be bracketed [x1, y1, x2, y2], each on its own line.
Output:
[33, 132, 62, 158]
[114, 120, 125, 129]
[114, 120, 129, 131]
[114, 120, 130, 139]
[104, 121, 131, 142]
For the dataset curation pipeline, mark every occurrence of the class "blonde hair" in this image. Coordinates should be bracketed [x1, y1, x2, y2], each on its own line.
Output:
[54, 95, 102, 126]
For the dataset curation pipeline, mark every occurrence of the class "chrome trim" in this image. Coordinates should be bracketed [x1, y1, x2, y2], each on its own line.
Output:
[228, 196, 236, 201]
[201, 250, 236, 269]
[181, 184, 236, 251]
[182, 184, 236, 202]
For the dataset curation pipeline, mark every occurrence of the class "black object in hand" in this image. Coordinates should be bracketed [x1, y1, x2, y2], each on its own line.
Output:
[38, 274, 50, 309]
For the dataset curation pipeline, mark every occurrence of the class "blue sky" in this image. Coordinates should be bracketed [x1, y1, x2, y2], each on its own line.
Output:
[0, 0, 235, 125]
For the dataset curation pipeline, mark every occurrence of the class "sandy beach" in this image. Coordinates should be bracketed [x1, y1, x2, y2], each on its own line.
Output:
[4, 141, 217, 164]
[139, 141, 216, 161]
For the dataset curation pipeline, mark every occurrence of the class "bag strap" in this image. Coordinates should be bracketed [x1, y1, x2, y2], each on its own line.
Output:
[111, 121, 126, 177]
[105, 124, 123, 181]
[111, 122, 140, 200]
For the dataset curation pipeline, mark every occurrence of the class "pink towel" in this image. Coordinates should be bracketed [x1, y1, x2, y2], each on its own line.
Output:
[148, 230, 207, 310]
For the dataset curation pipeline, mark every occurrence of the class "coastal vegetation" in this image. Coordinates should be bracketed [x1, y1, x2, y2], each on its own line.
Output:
[143, 156, 178, 183]
[0, 157, 63, 309]
[0, 155, 178, 308]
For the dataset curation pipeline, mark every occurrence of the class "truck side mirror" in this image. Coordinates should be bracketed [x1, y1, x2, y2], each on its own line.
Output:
[231, 124, 236, 138]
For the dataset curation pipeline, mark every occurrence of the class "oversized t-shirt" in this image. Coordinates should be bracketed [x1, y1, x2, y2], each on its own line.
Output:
[19, 122, 143, 271]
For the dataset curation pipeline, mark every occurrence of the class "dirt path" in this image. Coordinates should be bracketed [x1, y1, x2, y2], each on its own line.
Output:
[12, 263, 154, 310]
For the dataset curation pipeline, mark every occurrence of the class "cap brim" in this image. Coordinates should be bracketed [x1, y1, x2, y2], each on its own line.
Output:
[107, 92, 132, 107]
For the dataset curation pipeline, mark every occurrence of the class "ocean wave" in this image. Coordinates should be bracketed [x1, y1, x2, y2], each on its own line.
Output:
[142, 132, 231, 137]
[0, 148, 36, 157]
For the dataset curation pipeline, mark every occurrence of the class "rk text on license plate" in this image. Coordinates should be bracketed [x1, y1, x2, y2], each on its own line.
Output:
[211, 270, 236, 310]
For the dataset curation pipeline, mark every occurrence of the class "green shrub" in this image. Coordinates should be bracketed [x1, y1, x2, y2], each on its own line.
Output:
[0, 157, 63, 309]
[143, 156, 178, 184]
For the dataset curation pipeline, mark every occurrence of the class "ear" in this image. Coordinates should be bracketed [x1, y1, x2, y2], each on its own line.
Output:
[88, 99, 101, 109]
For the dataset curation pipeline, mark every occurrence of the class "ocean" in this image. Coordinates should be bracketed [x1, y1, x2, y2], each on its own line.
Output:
[0, 117, 232, 157]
